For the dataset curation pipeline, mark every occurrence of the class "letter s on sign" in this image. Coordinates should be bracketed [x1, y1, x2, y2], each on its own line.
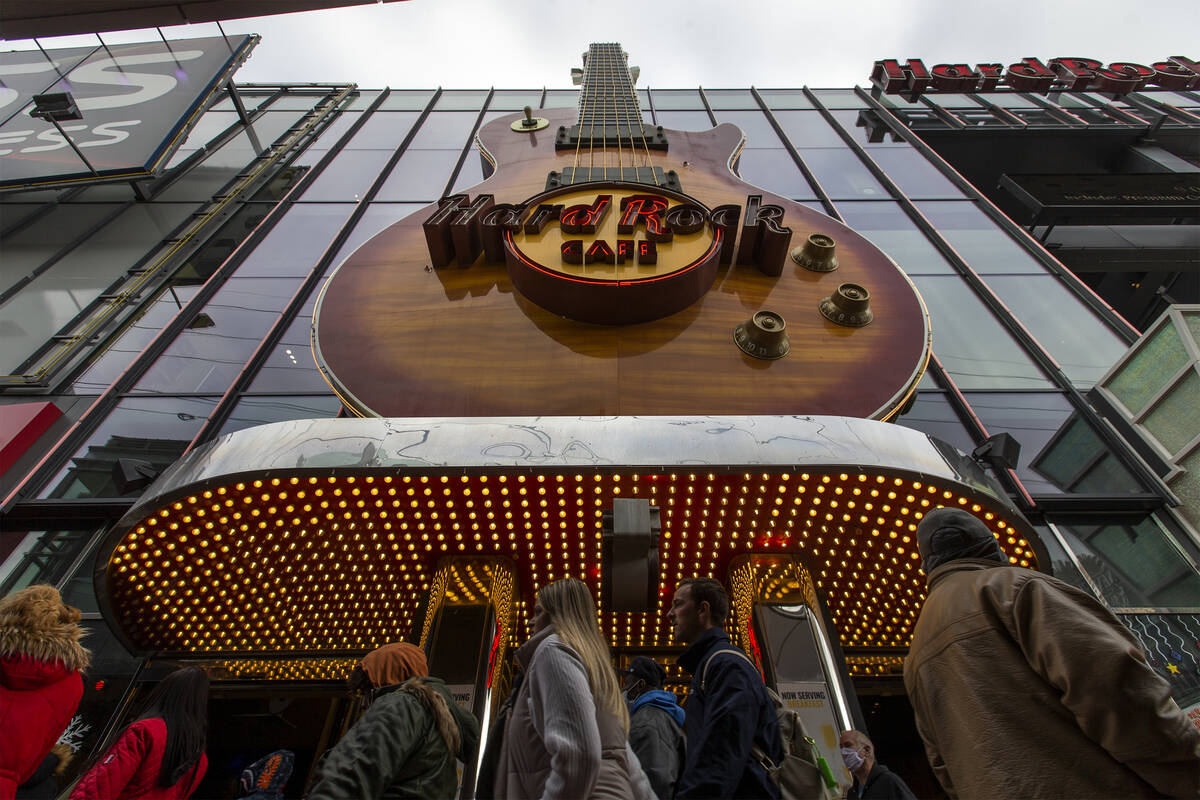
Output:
[71, 50, 205, 111]
[0, 129, 33, 156]
[80, 120, 140, 148]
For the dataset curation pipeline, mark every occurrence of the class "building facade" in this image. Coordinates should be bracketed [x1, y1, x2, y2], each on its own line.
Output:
[2, 40, 1199, 798]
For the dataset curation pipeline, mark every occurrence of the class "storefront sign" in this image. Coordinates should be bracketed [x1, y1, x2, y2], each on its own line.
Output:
[423, 184, 790, 325]
[0, 35, 256, 189]
[871, 55, 1200, 100]
[777, 681, 853, 793]
[999, 173, 1200, 224]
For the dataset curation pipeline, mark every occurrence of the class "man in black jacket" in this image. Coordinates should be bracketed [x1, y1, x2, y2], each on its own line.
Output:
[624, 656, 685, 800]
[839, 730, 916, 800]
[669, 577, 782, 799]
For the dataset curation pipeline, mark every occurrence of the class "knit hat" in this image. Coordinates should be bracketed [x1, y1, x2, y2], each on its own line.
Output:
[624, 656, 666, 689]
[359, 641, 428, 688]
[917, 507, 1007, 574]
[0, 584, 90, 671]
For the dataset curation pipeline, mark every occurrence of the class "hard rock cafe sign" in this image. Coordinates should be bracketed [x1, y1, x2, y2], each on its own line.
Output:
[424, 186, 790, 325]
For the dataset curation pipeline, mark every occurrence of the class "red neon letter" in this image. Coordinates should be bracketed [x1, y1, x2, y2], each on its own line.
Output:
[561, 240, 583, 264]
[560, 195, 612, 234]
[870, 59, 930, 98]
[1048, 58, 1102, 91]
[585, 239, 615, 265]
[1005, 58, 1056, 93]
[618, 195, 672, 242]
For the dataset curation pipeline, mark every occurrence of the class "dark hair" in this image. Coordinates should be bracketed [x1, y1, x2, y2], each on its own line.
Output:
[137, 666, 209, 787]
[679, 577, 729, 625]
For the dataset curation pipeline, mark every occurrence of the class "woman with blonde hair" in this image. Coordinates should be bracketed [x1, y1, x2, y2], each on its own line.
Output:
[490, 577, 653, 799]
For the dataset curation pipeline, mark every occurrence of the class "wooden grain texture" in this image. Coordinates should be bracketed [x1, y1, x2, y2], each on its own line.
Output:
[313, 109, 930, 419]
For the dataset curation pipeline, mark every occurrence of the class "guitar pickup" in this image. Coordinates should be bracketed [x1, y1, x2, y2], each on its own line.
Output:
[555, 124, 669, 151]
[546, 167, 681, 191]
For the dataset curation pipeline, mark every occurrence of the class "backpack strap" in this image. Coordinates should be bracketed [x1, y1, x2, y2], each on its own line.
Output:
[698, 647, 760, 693]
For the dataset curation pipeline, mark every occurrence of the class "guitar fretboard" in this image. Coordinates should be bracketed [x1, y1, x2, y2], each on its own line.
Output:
[576, 42, 643, 133]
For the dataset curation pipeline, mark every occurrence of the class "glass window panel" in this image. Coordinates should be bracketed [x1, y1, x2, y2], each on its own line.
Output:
[434, 90, 488, 110]
[833, 201, 955, 275]
[894, 392, 976, 456]
[914, 201, 1048, 274]
[712, 111, 781, 147]
[704, 89, 758, 109]
[810, 90, 867, 108]
[979, 93, 1040, 108]
[1037, 525, 1096, 596]
[171, 111, 240, 155]
[490, 91, 544, 111]
[481, 111, 511, 125]
[300, 148, 393, 201]
[156, 111, 309, 203]
[248, 315, 330, 392]
[300, 110, 361, 153]
[828, 108, 910, 148]
[344, 111, 420, 149]
[910, 275, 1052, 389]
[654, 111, 713, 130]
[265, 93, 324, 110]
[1171, 448, 1200, 534]
[772, 110, 846, 148]
[733, 149, 816, 200]
[1027, 414, 1145, 494]
[210, 92, 271, 112]
[542, 90, 580, 108]
[966, 391, 1143, 495]
[1, 204, 118, 287]
[133, 278, 297, 394]
[649, 90, 703, 110]
[921, 94, 984, 109]
[326, 203, 427, 272]
[758, 90, 814, 110]
[219, 395, 344, 437]
[0, 203, 193, 375]
[70, 285, 201, 394]
[451, 149, 486, 193]
[795, 148, 886, 199]
[39, 397, 216, 498]
[407, 112, 479, 150]
[1142, 370, 1200, 456]
[1106, 322, 1190, 415]
[374, 149, 462, 202]
[983, 274, 1129, 387]
[867, 149, 965, 199]
[0, 527, 97, 596]
[379, 91, 434, 111]
[1140, 91, 1200, 108]
[1056, 518, 1200, 608]
[232, 204, 355, 278]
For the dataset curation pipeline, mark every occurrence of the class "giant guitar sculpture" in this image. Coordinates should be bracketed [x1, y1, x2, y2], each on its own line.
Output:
[313, 44, 930, 419]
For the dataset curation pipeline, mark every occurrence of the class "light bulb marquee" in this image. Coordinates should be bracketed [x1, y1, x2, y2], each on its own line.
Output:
[95, 416, 1042, 659]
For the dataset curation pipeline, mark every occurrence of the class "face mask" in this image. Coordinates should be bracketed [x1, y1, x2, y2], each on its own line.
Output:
[624, 682, 643, 705]
[841, 747, 865, 771]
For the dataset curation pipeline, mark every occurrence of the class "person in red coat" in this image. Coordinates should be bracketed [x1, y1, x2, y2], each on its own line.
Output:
[0, 584, 90, 800]
[70, 667, 209, 800]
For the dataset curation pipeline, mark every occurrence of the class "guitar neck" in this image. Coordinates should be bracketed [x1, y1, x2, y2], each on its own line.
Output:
[577, 43, 641, 130]
[555, 43, 668, 154]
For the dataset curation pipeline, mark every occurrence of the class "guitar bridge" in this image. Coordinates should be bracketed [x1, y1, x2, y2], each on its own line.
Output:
[555, 124, 669, 151]
[546, 167, 681, 191]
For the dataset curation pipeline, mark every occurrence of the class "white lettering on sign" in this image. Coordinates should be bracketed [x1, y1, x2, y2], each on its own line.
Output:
[0, 120, 140, 155]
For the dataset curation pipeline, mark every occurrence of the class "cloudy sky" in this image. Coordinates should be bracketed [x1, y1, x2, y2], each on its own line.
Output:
[6, 0, 1200, 89]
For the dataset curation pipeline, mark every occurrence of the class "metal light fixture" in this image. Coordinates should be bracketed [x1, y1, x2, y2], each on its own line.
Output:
[30, 92, 97, 176]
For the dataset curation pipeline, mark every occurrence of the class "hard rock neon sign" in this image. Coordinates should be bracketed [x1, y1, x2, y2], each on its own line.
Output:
[422, 184, 790, 325]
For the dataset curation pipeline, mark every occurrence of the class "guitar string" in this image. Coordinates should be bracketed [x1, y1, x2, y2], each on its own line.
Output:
[571, 46, 590, 186]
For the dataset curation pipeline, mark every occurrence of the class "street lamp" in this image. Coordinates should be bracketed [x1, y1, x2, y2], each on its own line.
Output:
[30, 92, 98, 176]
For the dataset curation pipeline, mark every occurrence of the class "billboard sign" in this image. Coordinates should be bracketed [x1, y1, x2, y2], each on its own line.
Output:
[871, 55, 1200, 101]
[0, 34, 257, 190]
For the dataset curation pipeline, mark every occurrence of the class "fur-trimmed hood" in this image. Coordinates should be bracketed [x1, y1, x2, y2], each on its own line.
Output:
[0, 584, 90, 672]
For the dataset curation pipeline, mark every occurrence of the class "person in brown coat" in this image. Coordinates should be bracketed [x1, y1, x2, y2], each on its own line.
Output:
[904, 507, 1200, 799]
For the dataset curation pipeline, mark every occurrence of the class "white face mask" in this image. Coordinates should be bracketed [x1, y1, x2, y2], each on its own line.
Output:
[841, 747, 865, 771]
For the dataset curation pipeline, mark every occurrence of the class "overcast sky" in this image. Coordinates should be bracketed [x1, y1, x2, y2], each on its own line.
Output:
[5, 0, 1199, 89]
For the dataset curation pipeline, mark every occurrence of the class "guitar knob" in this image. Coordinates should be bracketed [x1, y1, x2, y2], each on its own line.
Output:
[511, 106, 549, 132]
[734, 311, 790, 360]
[791, 233, 839, 272]
[820, 283, 873, 327]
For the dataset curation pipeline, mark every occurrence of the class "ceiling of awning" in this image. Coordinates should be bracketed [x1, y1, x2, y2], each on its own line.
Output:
[94, 415, 1043, 656]
[1, 0, 408, 39]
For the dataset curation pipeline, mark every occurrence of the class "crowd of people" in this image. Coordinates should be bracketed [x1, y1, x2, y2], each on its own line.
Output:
[3, 506, 1200, 799]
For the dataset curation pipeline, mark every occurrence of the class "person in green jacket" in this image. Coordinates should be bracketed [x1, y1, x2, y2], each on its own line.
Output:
[308, 642, 480, 800]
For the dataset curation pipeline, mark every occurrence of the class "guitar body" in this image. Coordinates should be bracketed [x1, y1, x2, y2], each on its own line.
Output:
[313, 106, 930, 419]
